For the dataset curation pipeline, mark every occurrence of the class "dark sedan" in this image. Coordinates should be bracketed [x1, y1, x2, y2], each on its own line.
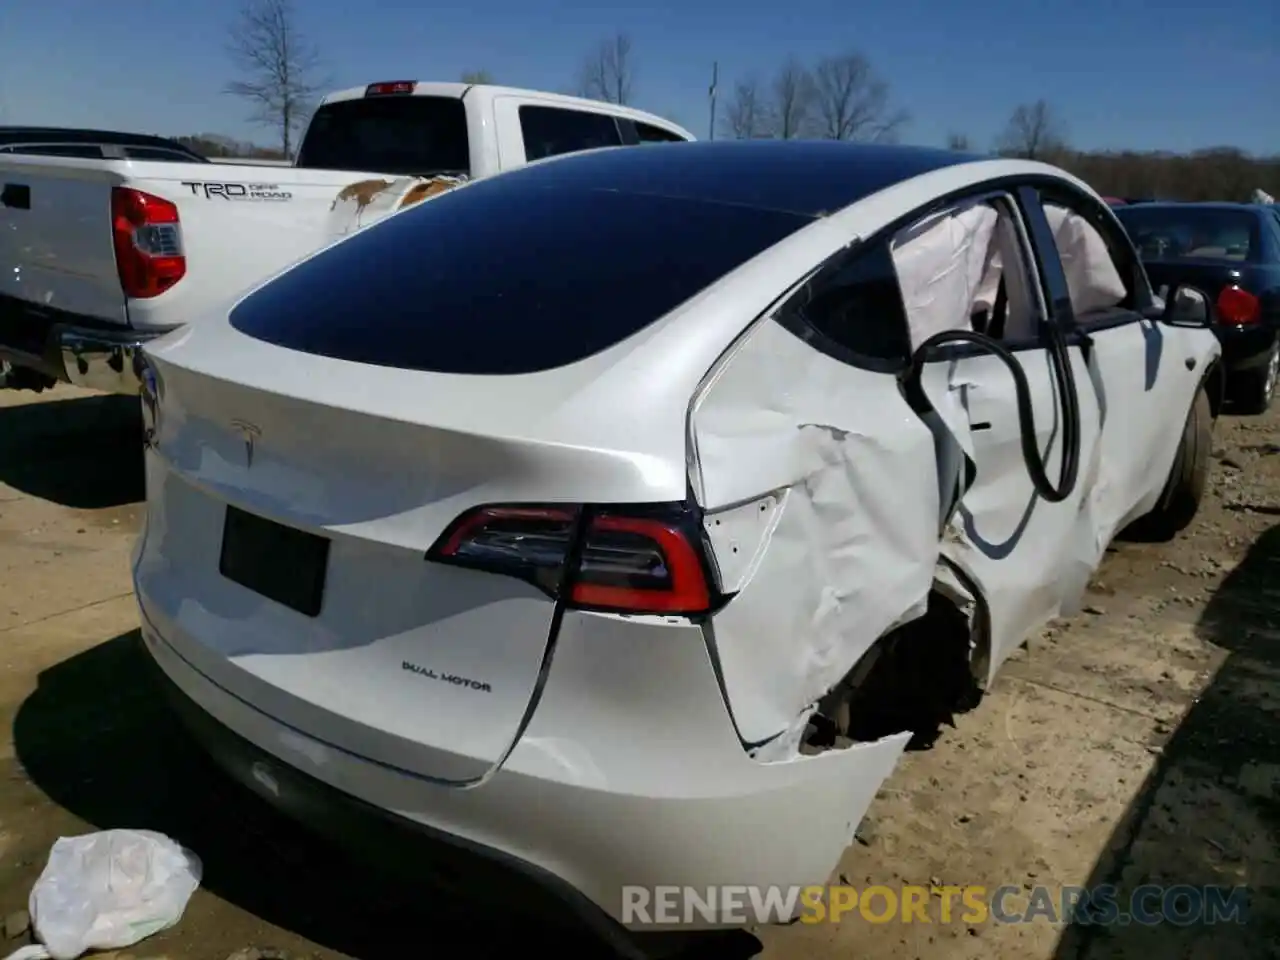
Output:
[1115, 202, 1280, 412]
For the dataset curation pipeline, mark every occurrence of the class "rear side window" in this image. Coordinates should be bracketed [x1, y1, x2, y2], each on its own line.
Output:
[1116, 206, 1260, 262]
[296, 96, 470, 176]
[635, 122, 688, 144]
[789, 242, 912, 364]
[520, 106, 623, 162]
[229, 175, 812, 375]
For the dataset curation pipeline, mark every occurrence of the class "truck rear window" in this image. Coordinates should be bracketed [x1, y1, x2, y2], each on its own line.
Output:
[228, 173, 812, 375]
[1116, 206, 1259, 262]
[295, 95, 469, 176]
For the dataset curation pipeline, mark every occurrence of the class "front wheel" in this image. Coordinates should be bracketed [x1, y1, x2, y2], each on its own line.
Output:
[1126, 383, 1212, 541]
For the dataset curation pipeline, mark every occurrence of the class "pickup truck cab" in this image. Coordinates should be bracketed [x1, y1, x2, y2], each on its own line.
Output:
[0, 82, 693, 393]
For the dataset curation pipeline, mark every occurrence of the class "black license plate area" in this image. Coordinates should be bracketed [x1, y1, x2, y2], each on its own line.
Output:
[219, 505, 330, 617]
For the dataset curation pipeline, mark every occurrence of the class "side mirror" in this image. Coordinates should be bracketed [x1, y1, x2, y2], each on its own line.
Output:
[1161, 284, 1212, 327]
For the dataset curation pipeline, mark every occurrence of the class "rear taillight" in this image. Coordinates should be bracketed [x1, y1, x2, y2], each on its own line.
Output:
[427, 504, 717, 616]
[365, 80, 415, 96]
[1217, 285, 1260, 325]
[111, 186, 185, 299]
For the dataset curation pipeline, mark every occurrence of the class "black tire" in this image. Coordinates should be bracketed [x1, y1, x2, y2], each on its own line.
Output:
[1233, 341, 1279, 415]
[1128, 384, 1211, 541]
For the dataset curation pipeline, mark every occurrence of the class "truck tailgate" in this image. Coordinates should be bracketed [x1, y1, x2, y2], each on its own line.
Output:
[0, 155, 128, 325]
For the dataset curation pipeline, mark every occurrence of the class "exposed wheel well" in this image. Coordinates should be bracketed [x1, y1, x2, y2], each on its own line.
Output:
[804, 572, 988, 754]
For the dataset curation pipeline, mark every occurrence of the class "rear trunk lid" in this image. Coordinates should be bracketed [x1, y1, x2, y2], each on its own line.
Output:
[134, 331, 689, 786]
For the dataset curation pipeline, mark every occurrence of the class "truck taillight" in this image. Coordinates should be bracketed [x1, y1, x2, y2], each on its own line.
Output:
[1217, 285, 1260, 325]
[427, 504, 717, 616]
[111, 186, 185, 299]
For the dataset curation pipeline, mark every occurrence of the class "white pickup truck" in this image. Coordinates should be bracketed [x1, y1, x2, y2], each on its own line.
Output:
[0, 81, 693, 393]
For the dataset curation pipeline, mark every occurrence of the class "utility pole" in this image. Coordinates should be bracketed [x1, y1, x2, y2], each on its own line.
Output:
[708, 61, 718, 141]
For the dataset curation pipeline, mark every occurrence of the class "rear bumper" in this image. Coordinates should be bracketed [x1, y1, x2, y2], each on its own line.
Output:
[0, 294, 173, 393]
[141, 634, 653, 957]
[134, 575, 909, 937]
[1216, 323, 1277, 374]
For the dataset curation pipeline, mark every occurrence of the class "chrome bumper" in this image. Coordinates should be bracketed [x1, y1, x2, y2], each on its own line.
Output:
[59, 328, 158, 395]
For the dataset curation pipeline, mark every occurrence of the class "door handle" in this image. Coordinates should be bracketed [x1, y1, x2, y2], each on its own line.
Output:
[1, 183, 31, 210]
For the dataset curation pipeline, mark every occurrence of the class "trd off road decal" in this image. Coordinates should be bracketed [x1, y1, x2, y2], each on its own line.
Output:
[180, 181, 293, 201]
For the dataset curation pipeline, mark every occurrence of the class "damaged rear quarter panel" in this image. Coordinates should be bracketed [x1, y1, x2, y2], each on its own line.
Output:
[690, 316, 944, 752]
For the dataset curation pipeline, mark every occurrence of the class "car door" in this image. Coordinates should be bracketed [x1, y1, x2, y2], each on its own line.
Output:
[901, 187, 1106, 682]
[1021, 185, 1204, 555]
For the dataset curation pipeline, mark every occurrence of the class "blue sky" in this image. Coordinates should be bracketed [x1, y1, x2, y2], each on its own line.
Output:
[2, 0, 1276, 155]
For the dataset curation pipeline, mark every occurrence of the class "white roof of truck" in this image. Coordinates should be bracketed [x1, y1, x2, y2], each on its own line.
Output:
[318, 81, 695, 141]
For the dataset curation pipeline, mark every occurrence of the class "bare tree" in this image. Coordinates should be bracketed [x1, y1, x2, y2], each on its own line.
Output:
[946, 132, 972, 151]
[578, 32, 636, 105]
[225, 0, 326, 157]
[810, 52, 908, 142]
[721, 76, 770, 139]
[996, 99, 1068, 161]
[461, 70, 494, 84]
[770, 58, 815, 139]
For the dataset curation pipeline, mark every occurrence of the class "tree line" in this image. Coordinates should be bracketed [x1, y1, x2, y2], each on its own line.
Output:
[218, 1, 1278, 199]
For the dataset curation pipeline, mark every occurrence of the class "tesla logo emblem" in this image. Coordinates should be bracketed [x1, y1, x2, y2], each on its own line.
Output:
[230, 419, 262, 468]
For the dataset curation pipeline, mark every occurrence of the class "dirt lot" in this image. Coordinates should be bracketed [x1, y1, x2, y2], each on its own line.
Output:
[0, 384, 1277, 960]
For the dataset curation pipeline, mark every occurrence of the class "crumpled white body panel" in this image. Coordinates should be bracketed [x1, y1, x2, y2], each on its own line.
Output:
[689, 189, 1218, 757]
[692, 319, 943, 749]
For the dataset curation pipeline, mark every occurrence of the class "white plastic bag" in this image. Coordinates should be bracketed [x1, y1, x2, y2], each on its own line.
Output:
[6, 830, 202, 960]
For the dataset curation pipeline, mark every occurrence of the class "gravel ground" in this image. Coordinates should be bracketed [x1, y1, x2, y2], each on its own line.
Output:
[0, 384, 1276, 960]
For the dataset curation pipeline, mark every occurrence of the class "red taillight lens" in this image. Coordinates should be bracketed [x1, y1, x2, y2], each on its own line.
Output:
[1216, 285, 1260, 325]
[111, 186, 185, 299]
[365, 81, 415, 96]
[428, 504, 715, 616]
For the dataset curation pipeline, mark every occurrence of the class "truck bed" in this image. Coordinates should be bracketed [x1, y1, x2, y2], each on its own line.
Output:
[0, 154, 392, 333]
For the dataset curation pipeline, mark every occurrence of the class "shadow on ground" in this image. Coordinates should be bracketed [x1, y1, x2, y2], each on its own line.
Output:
[14, 632, 761, 960]
[1052, 525, 1280, 959]
[0, 392, 143, 508]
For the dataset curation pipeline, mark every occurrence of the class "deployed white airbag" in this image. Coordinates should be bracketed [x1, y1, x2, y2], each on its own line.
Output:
[892, 200, 998, 349]
[1043, 204, 1127, 315]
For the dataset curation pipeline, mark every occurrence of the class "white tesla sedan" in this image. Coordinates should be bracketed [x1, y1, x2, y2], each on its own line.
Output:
[132, 140, 1220, 947]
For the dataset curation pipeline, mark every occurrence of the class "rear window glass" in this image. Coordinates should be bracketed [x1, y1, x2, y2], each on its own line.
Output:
[1116, 206, 1259, 262]
[229, 175, 811, 375]
[295, 95, 469, 176]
